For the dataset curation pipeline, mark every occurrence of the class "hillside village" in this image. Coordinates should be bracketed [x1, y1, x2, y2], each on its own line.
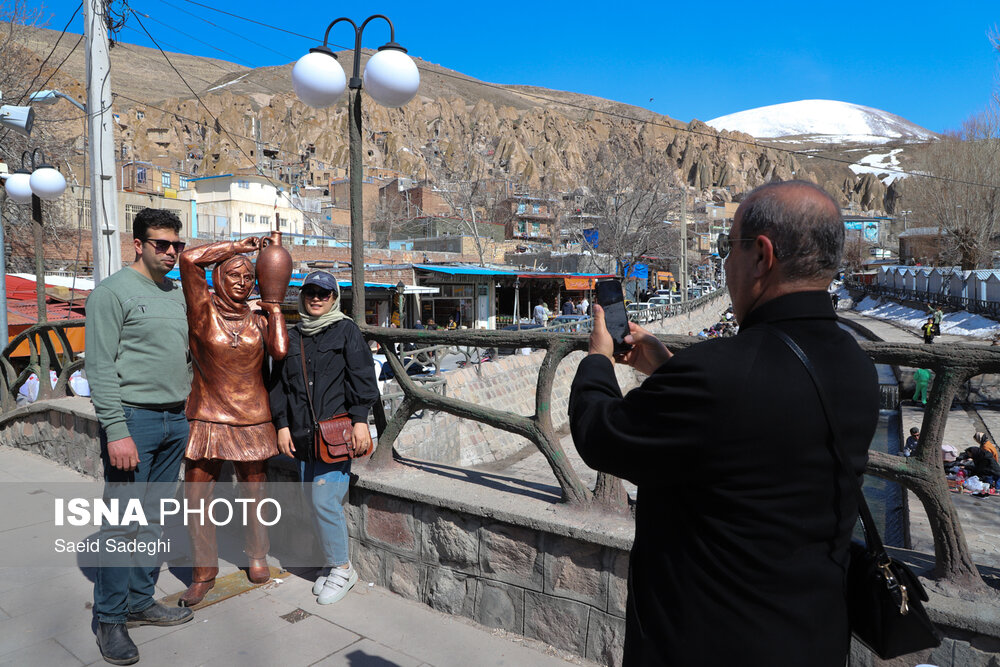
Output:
[2, 22, 933, 330]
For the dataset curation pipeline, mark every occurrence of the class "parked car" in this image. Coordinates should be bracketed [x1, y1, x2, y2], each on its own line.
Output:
[547, 314, 591, 332]
[645, 296, 674, 308]
[626, 302, 654, 323]
[497, 322, 543, 355]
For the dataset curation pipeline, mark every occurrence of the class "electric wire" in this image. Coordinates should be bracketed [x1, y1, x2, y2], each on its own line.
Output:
[153, 0, 299, 63]
[129, 10, 328, 225]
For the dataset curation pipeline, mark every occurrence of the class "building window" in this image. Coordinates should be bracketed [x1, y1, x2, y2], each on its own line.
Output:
[136, 110, 145, 120]
[124, 204, 146, 233]
[237, 180, 250, 189]
[245, 214, 256, 224]
[136, 167, 146, 184]
[517, 203, 526, 214]
[161, 172, 171, 188]
[533, 204, 541, 214]
[179, 176, 188, 189]
[260, 215, 270, 228]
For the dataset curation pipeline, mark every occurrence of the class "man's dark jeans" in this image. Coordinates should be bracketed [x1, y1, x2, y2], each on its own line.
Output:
[94, 405, 187, 623]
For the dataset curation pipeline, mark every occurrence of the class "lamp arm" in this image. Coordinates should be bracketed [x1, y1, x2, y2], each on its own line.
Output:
[321, 17, 357, 50]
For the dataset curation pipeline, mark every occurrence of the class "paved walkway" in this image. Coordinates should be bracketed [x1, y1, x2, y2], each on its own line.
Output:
[0, 447, 590, 667]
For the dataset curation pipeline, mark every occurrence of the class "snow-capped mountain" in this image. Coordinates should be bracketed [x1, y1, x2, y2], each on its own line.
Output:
[706, 99, 937, 145]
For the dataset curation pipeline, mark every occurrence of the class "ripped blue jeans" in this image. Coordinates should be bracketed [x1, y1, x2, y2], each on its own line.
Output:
[300, 459, 352, 567]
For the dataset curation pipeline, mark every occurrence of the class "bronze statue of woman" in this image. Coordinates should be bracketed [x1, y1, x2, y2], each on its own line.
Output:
[177, 237, 289, 607]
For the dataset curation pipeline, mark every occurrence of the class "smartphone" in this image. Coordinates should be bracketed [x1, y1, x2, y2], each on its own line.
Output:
[595, 279, 632, 354]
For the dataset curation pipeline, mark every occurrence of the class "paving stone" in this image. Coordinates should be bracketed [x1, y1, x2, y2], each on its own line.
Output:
[542, 535, 607, 608]
[419, 506, 481, 572]
[480, 523, 544, 591]
[201, 614, 359, 667]
[312, 637, 421, 667]
[385, 553, 423, 602]
[523, 590, 590, 656]
[363, 494, 418, 554]
[473, 579, 523, 633]
[607, 549, 629, 617]
[425, 567, 474, 616]
[585, 610, 625, 667]
[0, 637, 82, 666]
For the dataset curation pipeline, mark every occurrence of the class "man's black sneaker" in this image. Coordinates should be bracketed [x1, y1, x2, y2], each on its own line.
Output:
[96, 622, 139, 666]
[126, 601, 193, 627]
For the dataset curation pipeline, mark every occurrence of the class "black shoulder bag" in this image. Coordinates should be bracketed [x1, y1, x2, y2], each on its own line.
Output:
[769, 327, 942, 659]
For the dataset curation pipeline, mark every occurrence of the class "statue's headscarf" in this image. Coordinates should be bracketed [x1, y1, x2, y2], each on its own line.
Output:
[211, 254, 254, 319]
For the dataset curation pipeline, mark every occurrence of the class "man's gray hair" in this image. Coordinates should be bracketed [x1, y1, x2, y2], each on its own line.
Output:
[738, 180, 844, 281]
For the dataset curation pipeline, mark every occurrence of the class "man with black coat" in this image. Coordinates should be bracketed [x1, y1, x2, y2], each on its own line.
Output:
[569, 181, 880, 666]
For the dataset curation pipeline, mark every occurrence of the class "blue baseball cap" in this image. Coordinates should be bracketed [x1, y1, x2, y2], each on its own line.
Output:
[302, 270, 339, 292]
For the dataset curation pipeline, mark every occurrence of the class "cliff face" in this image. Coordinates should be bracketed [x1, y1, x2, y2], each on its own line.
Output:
[15, 23, 891, 212]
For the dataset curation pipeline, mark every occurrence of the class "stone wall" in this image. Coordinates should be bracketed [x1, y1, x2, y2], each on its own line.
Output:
[345, 482, 629, 667]
[0, 397, 103, 477]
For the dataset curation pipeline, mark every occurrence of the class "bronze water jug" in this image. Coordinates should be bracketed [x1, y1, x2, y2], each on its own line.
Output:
[256, 231, 292, 303]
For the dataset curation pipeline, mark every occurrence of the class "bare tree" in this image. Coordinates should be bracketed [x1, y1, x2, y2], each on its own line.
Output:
[573, 144, 682, 281]
[1, 2, 80, 273]
[431, 152, 504, 266]
[908, 108, 1000, 269]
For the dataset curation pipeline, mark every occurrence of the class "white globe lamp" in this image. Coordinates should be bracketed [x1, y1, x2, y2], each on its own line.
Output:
[29, 164, 67, 201]
[363, 44, 420, 108]
[292, 48, 347, 108]
[4, 170, 33, 203]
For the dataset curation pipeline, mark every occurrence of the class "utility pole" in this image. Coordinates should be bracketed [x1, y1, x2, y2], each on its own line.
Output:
[680, 185, 688, 303]
[0, 187, 7, 347]
[84, 0, 121, 284]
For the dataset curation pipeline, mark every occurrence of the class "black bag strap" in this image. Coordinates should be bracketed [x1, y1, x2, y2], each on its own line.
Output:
[298, 331, 320, 428]
[767, 326, 890, 561]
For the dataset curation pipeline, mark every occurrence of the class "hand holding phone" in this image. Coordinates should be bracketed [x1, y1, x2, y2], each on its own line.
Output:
[595, 279, 632, 355]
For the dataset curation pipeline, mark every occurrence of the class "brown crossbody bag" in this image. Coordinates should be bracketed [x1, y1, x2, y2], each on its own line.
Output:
[299, 333, 372, 463]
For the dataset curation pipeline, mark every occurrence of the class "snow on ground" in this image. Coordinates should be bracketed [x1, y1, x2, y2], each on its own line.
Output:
[853, 295, 1000, 339]
[849, 148, 906, 185]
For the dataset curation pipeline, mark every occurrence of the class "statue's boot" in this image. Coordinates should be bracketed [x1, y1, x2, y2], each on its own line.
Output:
[237, 460, 271, 584]
[179, 459, 222, 607]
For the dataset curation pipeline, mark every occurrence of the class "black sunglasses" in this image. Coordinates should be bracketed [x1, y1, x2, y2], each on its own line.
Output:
[302, 287, 333, 300]
[143, 238, 186, 254]
[717, 232, 762, 259]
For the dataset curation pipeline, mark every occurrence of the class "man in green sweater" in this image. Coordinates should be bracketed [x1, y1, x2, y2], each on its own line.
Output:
[85, 209, 193, 665]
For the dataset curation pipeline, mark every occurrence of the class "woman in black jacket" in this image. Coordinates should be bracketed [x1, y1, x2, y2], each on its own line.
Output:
[270, 270, 379, 605]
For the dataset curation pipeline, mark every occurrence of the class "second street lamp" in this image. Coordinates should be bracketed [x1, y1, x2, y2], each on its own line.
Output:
[292, 15, 419, 323]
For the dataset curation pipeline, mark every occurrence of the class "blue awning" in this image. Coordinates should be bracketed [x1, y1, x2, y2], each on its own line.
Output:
[166, 269, 394, 290]
[413, 264, 519, 276]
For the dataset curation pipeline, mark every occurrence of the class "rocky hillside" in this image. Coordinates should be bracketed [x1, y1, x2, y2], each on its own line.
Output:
[13, 23, 907, 213]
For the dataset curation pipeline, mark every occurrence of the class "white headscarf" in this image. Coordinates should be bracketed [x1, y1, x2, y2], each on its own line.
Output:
[297, 273, 350, 336]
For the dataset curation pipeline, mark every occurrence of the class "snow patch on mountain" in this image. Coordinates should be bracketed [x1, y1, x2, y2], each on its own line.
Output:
[707, 99, 936, 143]
[850, 149, 906, 184]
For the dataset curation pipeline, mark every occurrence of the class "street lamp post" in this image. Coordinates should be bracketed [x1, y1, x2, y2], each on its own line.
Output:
[395, 279, 405, 327]
[2, 150, 68, 325]
[291, 16, 419, 323]
[514, 276, 521, 331]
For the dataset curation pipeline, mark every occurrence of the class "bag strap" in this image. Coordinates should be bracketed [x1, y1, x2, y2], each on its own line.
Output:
[298, 331, 320, 428]
[766, 326, 890, 561]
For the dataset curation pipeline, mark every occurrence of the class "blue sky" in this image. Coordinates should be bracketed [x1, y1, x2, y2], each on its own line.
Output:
[37, 0, 1000, 133]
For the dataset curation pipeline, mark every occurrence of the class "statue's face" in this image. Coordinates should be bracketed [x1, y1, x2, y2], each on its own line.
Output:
[221, 262, 255, 302]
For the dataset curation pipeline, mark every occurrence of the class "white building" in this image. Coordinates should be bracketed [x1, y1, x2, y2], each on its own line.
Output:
[187, 174, 304, 240]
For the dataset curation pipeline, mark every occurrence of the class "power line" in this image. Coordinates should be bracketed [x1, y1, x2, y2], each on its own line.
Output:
[128, 10, 326, 224]
[11, 3, 83, 106]
[162, 3, 1000, 192]
[154, 0, 299, 63]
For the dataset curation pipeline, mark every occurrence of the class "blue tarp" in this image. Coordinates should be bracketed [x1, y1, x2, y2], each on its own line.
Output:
[582, 228, 599, 247]
[620, 262, 648, 280]
[414, 264, 519, 276]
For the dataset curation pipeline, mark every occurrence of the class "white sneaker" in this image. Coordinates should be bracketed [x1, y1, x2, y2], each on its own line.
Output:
[317, 564, 357, 605]
[312, 567, 332, 596]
